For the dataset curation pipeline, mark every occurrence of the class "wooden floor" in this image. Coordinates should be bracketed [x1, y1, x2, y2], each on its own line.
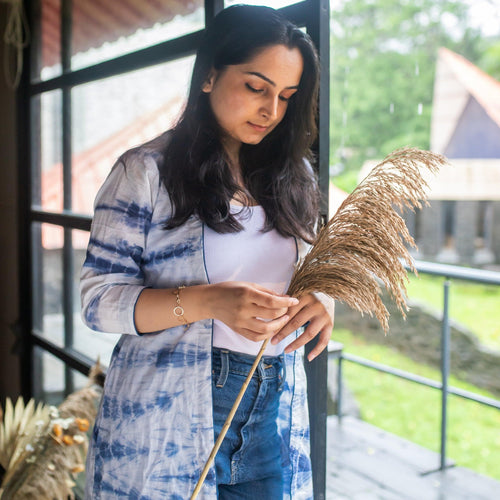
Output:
[326, 416, 500, 499]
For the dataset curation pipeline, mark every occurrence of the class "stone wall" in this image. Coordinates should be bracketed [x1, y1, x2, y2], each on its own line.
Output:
[333, 293, 500, 398]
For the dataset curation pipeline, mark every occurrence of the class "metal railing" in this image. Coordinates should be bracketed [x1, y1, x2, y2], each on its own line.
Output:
[331, 259, 500, 471]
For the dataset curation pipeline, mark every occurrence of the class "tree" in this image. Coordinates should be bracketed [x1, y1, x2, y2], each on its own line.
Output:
[478, 40, 500, 81]
[330, 0, 484, 189]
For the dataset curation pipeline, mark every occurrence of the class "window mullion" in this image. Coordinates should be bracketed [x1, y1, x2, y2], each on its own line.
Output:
[61, 0, 74, 395]
[304, 1, 330, 499]
[205, 0, 224, 25]
[29, 30, 202, 96]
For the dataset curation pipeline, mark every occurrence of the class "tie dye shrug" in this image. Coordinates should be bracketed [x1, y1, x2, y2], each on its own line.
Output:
[81, 132, 319, 499]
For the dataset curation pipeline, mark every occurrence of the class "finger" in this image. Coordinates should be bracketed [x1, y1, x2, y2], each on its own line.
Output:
[283, 318, 324, 354]
[250, 282, 296, 298]
[249, 287, 299, 309]
[270, 294, 323, 341]
[249, 304, 289, 321]
[236, 328, 266, 342]
[306, 326, 332, 362]
[271, 308, 312, 344]
[246, 314, 290, 336]
[236, 318, 289, 342]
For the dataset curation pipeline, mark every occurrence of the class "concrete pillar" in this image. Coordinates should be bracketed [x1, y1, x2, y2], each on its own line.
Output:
[420, 201, 443, 258]
[492, 202, 500, 264]
[455, 200, 478, 264]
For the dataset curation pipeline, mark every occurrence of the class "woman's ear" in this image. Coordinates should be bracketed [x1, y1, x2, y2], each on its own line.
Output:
[202, 69, 216, 93]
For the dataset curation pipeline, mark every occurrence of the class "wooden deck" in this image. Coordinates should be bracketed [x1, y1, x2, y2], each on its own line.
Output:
[326, 416, 500, 499]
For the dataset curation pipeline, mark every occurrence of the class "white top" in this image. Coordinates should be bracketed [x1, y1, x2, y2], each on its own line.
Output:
[204, 205, 297, 356]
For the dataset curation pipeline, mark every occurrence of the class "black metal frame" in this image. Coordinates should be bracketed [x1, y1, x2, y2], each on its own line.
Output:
[17, 0, 330, 497]
[303, 2, 330, 498]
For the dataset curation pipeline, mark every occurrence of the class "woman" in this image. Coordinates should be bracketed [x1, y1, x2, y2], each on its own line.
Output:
[81, 5, 334, 499]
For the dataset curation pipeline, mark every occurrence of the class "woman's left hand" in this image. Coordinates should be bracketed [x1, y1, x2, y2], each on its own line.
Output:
[271, 294, 334, 361]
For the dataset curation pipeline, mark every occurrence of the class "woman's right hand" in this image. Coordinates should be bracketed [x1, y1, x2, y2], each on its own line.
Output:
[134, 282, 297, 336]
[205, 282, 299, 342]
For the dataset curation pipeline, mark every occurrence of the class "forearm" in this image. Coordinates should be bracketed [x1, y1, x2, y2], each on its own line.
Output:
[134, 281, 298, 337]
[134, 285, 213, 334]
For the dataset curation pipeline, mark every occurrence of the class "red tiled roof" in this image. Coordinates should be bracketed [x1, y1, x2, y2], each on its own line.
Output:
[41, 0, 201, 67]
[439, 47, 500, 129]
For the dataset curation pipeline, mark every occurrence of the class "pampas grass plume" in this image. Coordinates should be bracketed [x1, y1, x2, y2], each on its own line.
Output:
[287, 147, 448, 332]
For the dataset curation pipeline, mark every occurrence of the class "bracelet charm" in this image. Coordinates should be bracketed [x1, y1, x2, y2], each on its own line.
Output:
[173, 286, 189, 327]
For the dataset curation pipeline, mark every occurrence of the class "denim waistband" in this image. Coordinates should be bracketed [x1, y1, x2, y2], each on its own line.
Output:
[212, 347, 285, 390]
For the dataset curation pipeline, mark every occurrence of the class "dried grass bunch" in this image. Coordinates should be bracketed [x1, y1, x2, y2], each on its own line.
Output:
[0, 363, 104, 500]
[287, 147, 447, 332]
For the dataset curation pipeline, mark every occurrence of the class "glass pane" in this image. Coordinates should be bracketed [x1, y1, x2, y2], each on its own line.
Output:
[32, 222, 64, 347]
[33, 346, 65, 405]
[71, 55, 194, 215]
[71, 0, 203, 71]
[32, 90, 63, 211]
[72, 229, 120, 367]
[32, 347, 88, 403]
[34, 0, 62, 81]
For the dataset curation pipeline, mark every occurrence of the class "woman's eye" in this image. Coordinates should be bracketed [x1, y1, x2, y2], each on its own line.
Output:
[279, 91, 297, 102]
[245, 83, 264, 93]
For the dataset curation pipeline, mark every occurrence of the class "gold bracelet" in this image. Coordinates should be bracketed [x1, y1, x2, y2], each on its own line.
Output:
[173, 285, 189, 326]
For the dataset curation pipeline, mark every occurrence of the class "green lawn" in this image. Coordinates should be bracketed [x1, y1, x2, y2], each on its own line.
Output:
[333, 328, 500, 481]
[406, 273, 500, 350]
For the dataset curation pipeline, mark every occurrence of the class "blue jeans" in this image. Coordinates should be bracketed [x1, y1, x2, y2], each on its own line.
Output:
[212, 348, 285, 499]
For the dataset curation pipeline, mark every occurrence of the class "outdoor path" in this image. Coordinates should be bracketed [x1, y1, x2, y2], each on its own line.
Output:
[326, 416, 500, 499]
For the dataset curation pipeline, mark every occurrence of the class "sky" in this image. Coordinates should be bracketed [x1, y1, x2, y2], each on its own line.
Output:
[236, 0, 500, 37]
[465, 0, 500, 36]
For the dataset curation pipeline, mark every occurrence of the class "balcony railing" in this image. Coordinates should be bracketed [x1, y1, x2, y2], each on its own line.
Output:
[331, 259, 500, 471]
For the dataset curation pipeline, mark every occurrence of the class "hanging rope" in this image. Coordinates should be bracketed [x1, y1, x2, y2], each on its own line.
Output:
[1, 0, 30, 90]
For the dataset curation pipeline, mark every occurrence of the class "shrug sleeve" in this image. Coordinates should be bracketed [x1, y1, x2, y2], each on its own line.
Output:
[80, 153, 160, 335]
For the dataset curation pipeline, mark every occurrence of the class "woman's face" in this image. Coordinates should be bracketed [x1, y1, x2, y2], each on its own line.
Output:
[202, 44, 304, 159]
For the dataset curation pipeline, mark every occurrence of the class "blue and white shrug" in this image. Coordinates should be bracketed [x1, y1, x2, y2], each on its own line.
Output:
[81, 131, 324, 499]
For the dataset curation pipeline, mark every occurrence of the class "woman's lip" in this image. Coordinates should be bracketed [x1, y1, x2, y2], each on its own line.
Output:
[248, 122, 268, 132]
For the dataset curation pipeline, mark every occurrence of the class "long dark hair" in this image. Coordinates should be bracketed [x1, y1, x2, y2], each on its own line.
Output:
[161, 5, 320, 242]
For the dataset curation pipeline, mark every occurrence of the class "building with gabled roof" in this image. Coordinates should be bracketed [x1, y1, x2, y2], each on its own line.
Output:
[431, 47, 500, 159]
[414, 48, 500, 266]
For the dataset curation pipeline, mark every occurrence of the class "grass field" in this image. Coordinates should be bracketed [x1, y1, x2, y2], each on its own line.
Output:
[406, 273, 500, 350]
[333, 328, 500, 481]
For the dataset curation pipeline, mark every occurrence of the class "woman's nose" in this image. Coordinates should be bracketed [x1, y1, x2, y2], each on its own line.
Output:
[261, 95, 279, 120]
